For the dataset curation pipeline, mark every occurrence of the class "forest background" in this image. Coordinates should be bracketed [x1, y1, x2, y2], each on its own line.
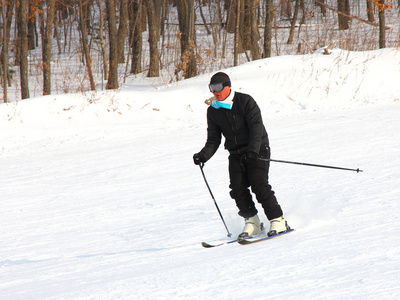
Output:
[0, 0, 399, 103]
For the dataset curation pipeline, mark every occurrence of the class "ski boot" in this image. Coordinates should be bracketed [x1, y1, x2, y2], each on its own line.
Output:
[267, 216, 290, 237]
[239, 215, 264, 238]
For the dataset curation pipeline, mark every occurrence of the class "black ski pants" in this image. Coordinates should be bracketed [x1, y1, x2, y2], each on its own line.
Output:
[228, 145, 283, 220]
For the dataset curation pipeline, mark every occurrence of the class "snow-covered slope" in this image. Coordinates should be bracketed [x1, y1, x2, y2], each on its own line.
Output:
[1, 49, 399, 299]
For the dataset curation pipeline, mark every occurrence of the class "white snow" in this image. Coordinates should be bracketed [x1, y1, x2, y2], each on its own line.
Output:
[1, 48, 400, 299]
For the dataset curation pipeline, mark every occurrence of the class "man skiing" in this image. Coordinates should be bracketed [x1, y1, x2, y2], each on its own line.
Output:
[193, 72, 290, 238]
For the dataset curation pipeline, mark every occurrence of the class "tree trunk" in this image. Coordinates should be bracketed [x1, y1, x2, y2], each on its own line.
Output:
[117, 0, 129, 63]
[280, 0, 291, 18]
[242, 1, 251, 51]
[146, 0, 159, 77]
[176, 1, 188, 56]
[1, 0, 14, 102]
[79, 0, 96, 91]
[378, 1, 386, 48]
[233, 0, 241, 66]
[154, 0, 162, 38]
[250, 0, 260, 60]
[130, 0, 143, 74]
[97, 0, 108, 81]
[1, 1, 9, 102]
[176, 0, 197, 79]
[42, 0, 56, 96]
[160, 0, 167, 36]
[300, 0, 306, 24]
[337, 0, 350, 30]
[263, 0, 273, 58]
[366, 0, 375, 23]
[198, 0, 211, 35]
[185, 0, 197, 78]
[315, 0, 326, 16]
[19, 0, 30, 99]
[287, 0, 300, 44]
[28, 2, 37, 50]
[225, 0, 236, 33]
[106, 0, 119, 89]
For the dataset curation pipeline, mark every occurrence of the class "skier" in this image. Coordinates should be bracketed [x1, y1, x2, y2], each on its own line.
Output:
[193, 72, 290, 238]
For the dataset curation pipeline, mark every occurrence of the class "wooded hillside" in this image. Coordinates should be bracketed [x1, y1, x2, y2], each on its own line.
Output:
[1, 0, 398, 102]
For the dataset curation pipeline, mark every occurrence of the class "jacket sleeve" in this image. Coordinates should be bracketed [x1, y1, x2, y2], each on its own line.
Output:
[200, 108, 221, 161]
[242, 96, 264, 154]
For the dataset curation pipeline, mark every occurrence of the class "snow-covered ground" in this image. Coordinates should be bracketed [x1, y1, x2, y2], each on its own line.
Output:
[1, 48, 400, 299]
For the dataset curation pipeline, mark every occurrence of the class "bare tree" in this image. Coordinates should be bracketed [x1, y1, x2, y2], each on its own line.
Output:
[338, 0, 350, 30]
[1, 0, 14, 102]
[42, 0, 56, 95]
[146, 0, 160, 77]
[79, 0, 96, 90]
[198, 0, 211, 35]
[0, 0, 13, 102]
[153, 0, 163, 37]
[280, 0, 291, 18]
[3, 0, 400, 101]
[130, 0, 144, 75]
[233, 0, 242, 66]
[176, 0, 197, 78]
[366, 0, 375, 23]
[315, 0, 326, 16]
[263, 0, 273, 58]
[28, 2, 38, 50]
[288, 0, 300, 44]
[315, 0, 379, 27]
[377, 0, 386, 48]
[299, 0, 306, 24]
[185, 0, 197, 78]
[106, 0, 119, 89]
[250, 0, 260, 60]
[242, 1, 252, 51]
[224, 0, 235, 35]
[97, 0, 108, 81]
[19, 0, 30, 99]
[1, 0, 15, 102]
[117, 0, 129, 63]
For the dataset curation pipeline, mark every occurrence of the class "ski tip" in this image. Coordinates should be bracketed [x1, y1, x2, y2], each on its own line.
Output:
[201, 242, 214, 248]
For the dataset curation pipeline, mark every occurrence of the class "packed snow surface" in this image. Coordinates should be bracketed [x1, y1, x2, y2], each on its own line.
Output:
[1, 49, 400, 299]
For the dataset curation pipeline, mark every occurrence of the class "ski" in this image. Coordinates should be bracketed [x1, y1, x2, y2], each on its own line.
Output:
[201, 228, 294, 248]
[201, 239, 238, 248]
[201, 234, 261, 248]
[237, 228, 294, 245]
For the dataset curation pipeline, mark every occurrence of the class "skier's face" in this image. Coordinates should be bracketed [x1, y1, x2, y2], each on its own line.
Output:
[213, 86, 231, 101]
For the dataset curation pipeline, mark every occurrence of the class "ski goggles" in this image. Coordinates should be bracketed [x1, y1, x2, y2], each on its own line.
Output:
[209, 82, 228, 93]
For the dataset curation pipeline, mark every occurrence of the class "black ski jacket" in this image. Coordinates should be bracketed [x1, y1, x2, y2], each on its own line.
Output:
[200, 91, 269, 161]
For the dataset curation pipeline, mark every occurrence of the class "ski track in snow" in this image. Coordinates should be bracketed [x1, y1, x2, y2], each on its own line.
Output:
[1, 49, 400, 299]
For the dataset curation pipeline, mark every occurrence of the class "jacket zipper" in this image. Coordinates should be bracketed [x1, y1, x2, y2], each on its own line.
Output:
[226, 110, 240, 154]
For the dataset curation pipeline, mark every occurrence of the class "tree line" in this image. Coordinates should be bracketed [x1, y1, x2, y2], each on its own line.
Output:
[0, 0, 397, 102]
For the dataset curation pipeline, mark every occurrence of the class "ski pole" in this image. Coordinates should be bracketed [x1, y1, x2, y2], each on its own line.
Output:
[199, 163, 232, 237]
[259, 158, 363, 173]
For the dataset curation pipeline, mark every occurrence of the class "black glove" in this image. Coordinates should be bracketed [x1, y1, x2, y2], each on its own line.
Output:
[193, 153, 205, 165]
[244, 151, 258, 163]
